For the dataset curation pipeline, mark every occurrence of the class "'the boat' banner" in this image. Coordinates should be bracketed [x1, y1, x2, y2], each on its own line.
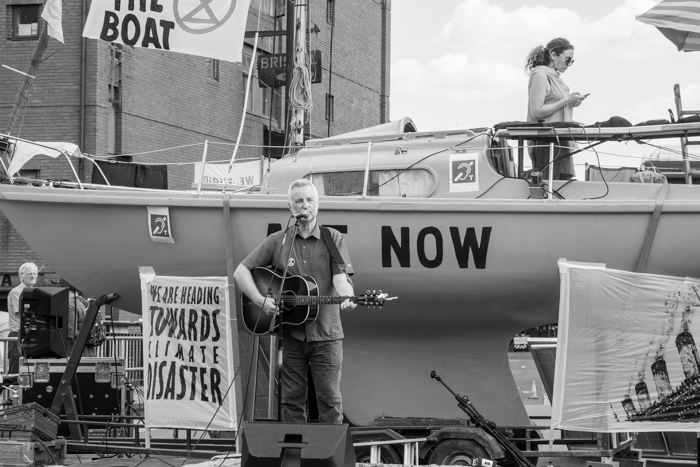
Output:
[553, 261, 700, 432]
[140, 272, 236, 430]
[83, 0, 250, 62]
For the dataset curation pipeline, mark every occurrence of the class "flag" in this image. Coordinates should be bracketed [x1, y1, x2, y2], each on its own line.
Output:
[41, 0, 64, 44]
[82, 0, 251, 63]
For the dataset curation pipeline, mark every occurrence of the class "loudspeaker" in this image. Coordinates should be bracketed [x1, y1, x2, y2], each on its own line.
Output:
[20, 287, 70, 358]
[241, 421, 355, 467]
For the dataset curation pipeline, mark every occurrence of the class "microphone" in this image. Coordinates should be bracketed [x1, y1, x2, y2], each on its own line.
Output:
[292, 212, 308, 219]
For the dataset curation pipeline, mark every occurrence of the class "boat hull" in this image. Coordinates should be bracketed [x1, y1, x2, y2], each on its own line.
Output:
[2, 184, 700, 426]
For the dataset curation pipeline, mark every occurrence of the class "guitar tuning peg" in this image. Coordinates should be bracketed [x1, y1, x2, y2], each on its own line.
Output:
[366, 290, 370, 294]
[378, 290, 382, 294]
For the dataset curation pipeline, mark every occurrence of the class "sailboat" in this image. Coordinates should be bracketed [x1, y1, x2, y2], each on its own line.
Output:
[2, 118, 700, 428]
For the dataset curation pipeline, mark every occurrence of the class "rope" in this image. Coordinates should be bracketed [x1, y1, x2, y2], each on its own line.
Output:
[289, 53, 313, 113]
[116, 142, 204, 157]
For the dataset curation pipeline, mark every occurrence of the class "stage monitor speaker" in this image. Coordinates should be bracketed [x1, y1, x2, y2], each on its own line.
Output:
[19, 287, 70, 358]
[241, 421, 355, 467]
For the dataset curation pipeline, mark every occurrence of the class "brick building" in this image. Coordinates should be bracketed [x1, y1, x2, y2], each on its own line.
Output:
[0, 0, 391, 310]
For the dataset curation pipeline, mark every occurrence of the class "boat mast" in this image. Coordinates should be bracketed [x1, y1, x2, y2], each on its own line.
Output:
[6, 24, 49, 136]
[284, 0, 308, 150]
[284, 0, 294, 148]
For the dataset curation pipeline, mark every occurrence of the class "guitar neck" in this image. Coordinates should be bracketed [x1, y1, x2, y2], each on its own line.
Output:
[281, 296, 358, 306]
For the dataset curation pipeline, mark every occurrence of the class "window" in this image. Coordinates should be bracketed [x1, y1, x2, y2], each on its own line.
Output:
[242, 47, 270, 117]
[305, 169, 435, 197]
[326, 0, 335, 24]
[207, 58, 220, 81]
[11, 5, 41, 40]
[325, 94, 334, 122]
[245, 76, 270, 116]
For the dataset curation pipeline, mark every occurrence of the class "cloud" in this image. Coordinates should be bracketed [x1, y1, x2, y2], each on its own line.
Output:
[391, 0, 700, 150]
[439, 1, 583, 62]
[391, 53, 525, 129]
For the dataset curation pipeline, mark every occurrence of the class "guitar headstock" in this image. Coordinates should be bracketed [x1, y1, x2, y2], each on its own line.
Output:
[356, 290, 396, 308]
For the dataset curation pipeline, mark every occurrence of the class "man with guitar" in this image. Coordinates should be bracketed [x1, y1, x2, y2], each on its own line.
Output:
[233, 178, 356, 424]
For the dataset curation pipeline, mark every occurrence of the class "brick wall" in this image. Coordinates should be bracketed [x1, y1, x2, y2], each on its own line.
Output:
[0, 0, 391, 300]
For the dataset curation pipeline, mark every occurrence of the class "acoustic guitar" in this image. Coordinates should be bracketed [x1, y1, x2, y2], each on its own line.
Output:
[241, 267, 391, 335]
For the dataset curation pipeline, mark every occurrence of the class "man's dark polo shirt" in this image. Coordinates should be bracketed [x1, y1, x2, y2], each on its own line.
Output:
[241, 224, 353, 341]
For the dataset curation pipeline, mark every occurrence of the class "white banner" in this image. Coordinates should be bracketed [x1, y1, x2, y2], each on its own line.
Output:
[83, 0, 250, 63]
[194, 160, 263, 185]
[553, 261, 700, 432]
[140, 273, 236, 430]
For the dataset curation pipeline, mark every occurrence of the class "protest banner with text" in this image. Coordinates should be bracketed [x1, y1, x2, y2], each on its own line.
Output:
[140, 273, 236, 430]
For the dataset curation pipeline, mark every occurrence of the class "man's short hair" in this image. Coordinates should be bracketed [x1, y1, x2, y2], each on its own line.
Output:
[288, 178, 318, 198]
[18, 262, 37, 276]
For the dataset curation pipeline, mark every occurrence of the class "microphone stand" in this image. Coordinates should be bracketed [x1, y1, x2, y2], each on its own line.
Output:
[273, 215, 302, 421]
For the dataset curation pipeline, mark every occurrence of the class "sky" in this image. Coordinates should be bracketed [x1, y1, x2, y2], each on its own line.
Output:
[389, 0, 700, 173]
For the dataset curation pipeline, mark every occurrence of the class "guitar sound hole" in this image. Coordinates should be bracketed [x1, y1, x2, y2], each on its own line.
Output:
[281, 292, 296, 311]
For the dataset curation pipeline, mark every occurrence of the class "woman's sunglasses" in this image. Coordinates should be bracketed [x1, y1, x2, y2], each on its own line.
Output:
[556, 53, 574, 66]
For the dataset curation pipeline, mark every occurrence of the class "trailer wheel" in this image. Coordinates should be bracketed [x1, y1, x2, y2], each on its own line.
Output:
[428, 439, 489, 466]
[355, 445, 402, 464]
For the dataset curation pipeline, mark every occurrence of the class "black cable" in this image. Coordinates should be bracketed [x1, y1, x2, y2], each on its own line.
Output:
[34, 439, 58, 465]
[177, 336, 251, 466]
[175, 233, 293, 467]
[530, 122, 597, 176]
[474, 174, 531, 200]
[222, 214, 313, 452]
[475, 177, 506, 199]
[132, 455, 176, 467]
[530, 123, 610, 199]
[577, 127, 610, 200]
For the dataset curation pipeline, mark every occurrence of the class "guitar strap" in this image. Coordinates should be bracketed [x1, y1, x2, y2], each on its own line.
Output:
[319, 225, 350, 275]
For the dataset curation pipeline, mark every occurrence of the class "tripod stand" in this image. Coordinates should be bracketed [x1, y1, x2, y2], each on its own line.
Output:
[431, 370, 535, 467]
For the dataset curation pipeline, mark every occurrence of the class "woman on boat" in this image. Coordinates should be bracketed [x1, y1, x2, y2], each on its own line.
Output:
[525, 37, 588, 180]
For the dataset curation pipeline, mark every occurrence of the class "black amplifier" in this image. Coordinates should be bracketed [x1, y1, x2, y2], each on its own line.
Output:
[19, 357, 129, 435]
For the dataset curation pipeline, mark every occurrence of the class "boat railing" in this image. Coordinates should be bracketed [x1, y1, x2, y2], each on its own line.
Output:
[305, 128, 479, 148]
